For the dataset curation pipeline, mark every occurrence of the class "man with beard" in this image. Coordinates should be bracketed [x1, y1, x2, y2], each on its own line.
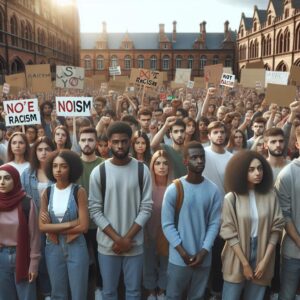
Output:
[89, 121, 152, 300]
[202, 121, 232, 300]
[77, 127, 104, 300]
[151, 117, 187, 179]
[162, 141, 221, 299]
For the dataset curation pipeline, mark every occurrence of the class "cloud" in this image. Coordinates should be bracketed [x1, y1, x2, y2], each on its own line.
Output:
[216, 0, 269, 9]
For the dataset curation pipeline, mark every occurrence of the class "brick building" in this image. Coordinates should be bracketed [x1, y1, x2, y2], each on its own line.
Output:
[0, 0, 80, 83]
[237, 0, 300, 74]
[80, 21, 236, 81]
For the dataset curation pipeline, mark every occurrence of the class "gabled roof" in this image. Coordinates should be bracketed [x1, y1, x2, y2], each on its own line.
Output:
[270, 0, 284, 16]
[256, 9, 268, 23]
[292, 0, 300, 8]
[80, 31, 236, 50]
[243, 17, 253, 30]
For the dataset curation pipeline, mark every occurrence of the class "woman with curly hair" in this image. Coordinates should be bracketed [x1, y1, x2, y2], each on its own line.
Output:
[220, 150, 284, 300]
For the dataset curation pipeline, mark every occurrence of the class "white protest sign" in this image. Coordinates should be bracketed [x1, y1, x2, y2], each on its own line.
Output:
[56, 66, 85, 89]
[3, 99, 41, 126]
[3, 83, 10, 94]
[56, 97, 93, 117]
[175, 68, 191, 84]
[109, 66, 121, 76]
[186, 80, 194, 89]
[220, 73, 235, 88]
[265, 71, 289, 87]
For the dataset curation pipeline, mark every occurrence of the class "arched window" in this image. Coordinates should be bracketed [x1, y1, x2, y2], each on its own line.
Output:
[277, 30, 284, 54]
[225, 55, 232, 67]
[267, 35, 272, 55]
[264, 63, 271, 71]
[284, 28, 290, 52]
[96, 55, 104, 70]
[213, 55, 219, 65]
[188, 55, 193, 69]
[276, 61, 287, 71]
[175, 56, 182, 68]
[295, 24, 300, 50]
[11, 57, 24, 73]
[294, 58, 300, 67]
[26, 22, 32, 50]
[0, 56, 6, 84]
[21, 21, 26, 49]
[84, 55, 92, 70]
[268, 14, 272, 26]
[261, 36, 266, 56]
[10, 16, 18, 46]
[162, 55, 170, 70]
[254, 39, 259, 57]
[137, 55, 144, 68]
[124, 55, 131, 69]
[150, 55, 157, 70]
[110, 55, 118, 67]
[253, 20, 257, 31]
[249, 41, 253, 58]
[0, 9, 4, 43]
[199, 55, 207, 70]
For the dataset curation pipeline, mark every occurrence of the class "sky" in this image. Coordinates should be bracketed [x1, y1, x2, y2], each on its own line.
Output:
[77, 0, 269, 33]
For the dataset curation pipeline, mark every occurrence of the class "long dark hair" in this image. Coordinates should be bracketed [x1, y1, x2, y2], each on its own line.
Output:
[7, 132, 30, 162]
[131, 130, 151, 165]
[53, 125, 72, 150]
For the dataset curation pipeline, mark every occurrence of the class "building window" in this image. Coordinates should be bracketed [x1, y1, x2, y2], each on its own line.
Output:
[254, 39, 259, 57]
[84, 55, 92, 70]
[150, 55, 157, 70]
[213, 55, 219, 64]
[253, 20, 257, 31]
[188, 56, 193, 69]
[164, 43, 167, 49]
[277, 30, 284, 54]
[111, 56, 118, 67]
[295, 25, 300, 50]
[21, 21, 25, 49]
[175, 56, 182, 68]
[96, 55, 104, 70]
[284, 28, 290, 52]
[10, 16, 18, 46]
[124, 55, 131, 69]
[225, 55, 232, 67]
[162, 55, 170, 70]
[0, 9, 4, 43]
[267, 35, 272, 55]
[137, 55, 144, 68]
[199, 55, 207, 70]
[285, 8, 289, 18]
[268, 14, 272, 25]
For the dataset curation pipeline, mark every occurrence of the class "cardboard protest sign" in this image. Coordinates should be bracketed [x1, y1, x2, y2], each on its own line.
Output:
[3, 98, 41, 126]
[265, 71, 289, 87]
[25, 64, 52, 93]
[193, 77, 206, 88]
[265, 84, 297, 106]
[101, 82, 108, 90]
[186, 81, 194, 89]
[245, 61, 264, 69]
[162, 71, 168, 82]
[175, 69, 191, 85]
[289, 65, 300, 86]
[56, 66, 85, 89]
[84, 78, 94, 89]
[170, 81, 185, 90]
[130, 68, 163, 88]
[93, 74, 106, 88]
[240, 69, 265, 88]
[3, 83, 10, 94]
[109, 79, 127, 93]
[109, 66, 121, 76]
[223, 67, 233, 74]
[220, 73, 235, 88]
[56, 97, 93, 117]
[204, 64, 223, 86]
[5, 73, 26, 89]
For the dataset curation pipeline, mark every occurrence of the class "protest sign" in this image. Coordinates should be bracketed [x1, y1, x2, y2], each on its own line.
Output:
[175, 69, 191, 85]
[245, 61, 264, 69]
[109, 66, 121, 76]
[93, 74, 106, 88]
[289, 65, 300, 86]
[56, 66, 85, 89]
[186, 80, 194, 89]
[109, 79, 127, 93]
[101, 82, 108, 90]
[204, 64, 223, 86]
[3, 83, 10, 94]
[162, 71, 168, 82]
[240, 69, 265, 88]
[265, 71, 289, 87]
[160, 93, 167, 101]
[3, 98, 41, 126]
[265, 84, 297, 106]
[56, 97, 93, 117]
[84, 77, 94, 89]
[170, 81, 186, 90]
[26, 64, 52, 93]
[220, 73, 235, 88]
[193, 77, 206, 88]
[5, 73, 26, 89]
[223, 67, 233, 74]
[130, 68, 163, 88]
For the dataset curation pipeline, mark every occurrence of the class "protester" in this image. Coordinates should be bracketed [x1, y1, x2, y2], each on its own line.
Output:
[52, 125, 72, 150]
[226, 129, 247, 153]
[132, 130, 152, 166]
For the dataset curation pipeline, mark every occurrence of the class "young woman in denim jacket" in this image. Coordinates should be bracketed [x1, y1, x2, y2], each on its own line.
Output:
[39, 149, 89, 300]
[21, 136, 55, 300]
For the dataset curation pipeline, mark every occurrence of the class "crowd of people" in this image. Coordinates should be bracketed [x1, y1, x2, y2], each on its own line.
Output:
[0, 82, 300, 300]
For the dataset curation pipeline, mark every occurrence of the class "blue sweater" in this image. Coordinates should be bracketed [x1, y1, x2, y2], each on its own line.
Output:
[162, 177, 221, 267]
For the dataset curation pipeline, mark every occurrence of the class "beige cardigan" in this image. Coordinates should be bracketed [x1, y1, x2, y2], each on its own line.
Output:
[220, 191, 284, 286]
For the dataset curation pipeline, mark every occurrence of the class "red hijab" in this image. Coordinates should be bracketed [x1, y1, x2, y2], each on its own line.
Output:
[0, 164, 30, 283]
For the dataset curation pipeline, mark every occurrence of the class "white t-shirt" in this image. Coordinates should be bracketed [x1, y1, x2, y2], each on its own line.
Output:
[51, 184, 72, 222]
[8, 161, 30, 176]
[249, 190, 258, 238]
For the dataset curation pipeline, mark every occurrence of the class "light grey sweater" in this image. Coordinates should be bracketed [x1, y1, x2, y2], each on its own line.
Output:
[88, 158, 152, 256]
[275, 158, 300, 259]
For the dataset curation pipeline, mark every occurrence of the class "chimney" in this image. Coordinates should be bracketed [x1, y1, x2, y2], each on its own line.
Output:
[199, 22, 202, 33]
[202, 21, 206, 34]
[224, 20, 229, 34]
[102, 22, 107, 33]
[172, 21, 177, 42]
[159, 24, 165, 34]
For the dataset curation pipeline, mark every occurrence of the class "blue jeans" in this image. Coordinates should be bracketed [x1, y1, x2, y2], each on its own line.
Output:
[143, 238, 168, 290]
[279, 256, 300, 300]
[0, 247, 36, 300]
[38, 233, 51, 296]
[166, 263, 210, 300]
[45, 235, 89, 300]
[99, 253, 143, 300]
[222, 237, 266, 300]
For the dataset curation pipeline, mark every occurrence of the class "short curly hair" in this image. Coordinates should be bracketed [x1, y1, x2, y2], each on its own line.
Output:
[224, 150, 273, 195]
[44, 150, 83, 183]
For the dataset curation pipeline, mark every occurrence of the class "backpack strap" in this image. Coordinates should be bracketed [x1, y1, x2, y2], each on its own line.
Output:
[173, 179, 184, 228]
[99, 162, 106, 204]
[21, 196, 31, 223]
[138, 161, 144, 200]
[72, 184, 79, 206]
[46, 185, 51, 204]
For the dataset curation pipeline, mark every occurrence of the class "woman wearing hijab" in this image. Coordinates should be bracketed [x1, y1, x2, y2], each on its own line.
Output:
[0, 164, 40, 300]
